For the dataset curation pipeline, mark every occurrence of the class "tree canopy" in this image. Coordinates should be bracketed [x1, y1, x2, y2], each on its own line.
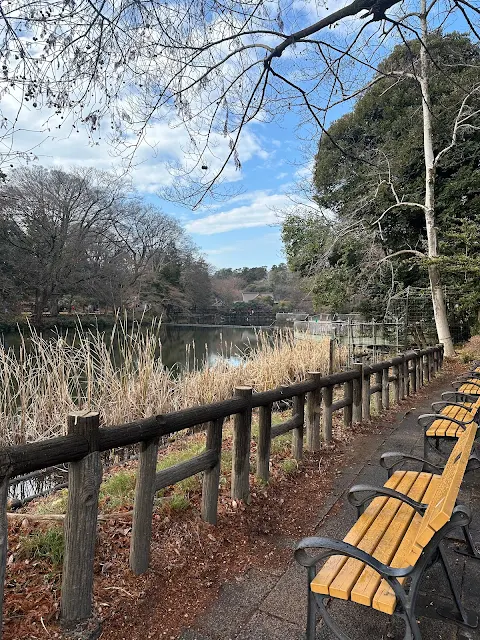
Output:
[0, 0, 478, 204]
[283, 32, 480, 324]
[0, 166, 213, 320]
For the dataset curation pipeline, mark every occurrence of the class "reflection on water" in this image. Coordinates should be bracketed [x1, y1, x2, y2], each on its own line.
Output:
[161, 325, 261, 370]
[1, 324, 265, 371]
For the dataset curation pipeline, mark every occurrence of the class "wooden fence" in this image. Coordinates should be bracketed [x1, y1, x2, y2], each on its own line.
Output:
[0, 345, 444, 635]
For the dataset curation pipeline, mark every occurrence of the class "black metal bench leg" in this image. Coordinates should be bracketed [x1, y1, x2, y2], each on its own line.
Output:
[402, 607, 422, 640]
[306, 567, 317, 640]
[436, 545, 478, 628]
[455, 525, 480, 560]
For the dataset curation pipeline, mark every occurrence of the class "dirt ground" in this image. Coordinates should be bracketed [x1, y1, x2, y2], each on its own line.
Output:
[2, 358, 465, 640]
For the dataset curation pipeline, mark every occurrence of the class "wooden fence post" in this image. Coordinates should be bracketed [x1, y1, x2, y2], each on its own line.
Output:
[392, 363, 400, 405]
[292, 394, 305, 461]
[231, 387, 252, 502]
[423, 353, 430, 384]
[344, 379, 353, 428]
[409, 357, 417, 394]
[322, 385, 333, 442]
[130, 435, 159, 575]
[404, 356, 410, 396]
[0, 475, 9, 639]
[375, 371, 382, 414]
[433, 349, 438, 374]
[437, 345, 444, 369]
[257, 404, 272, 483]
[306, 372, 322, 451]
[414, 350, 422, 388]
[352, 363, 363, 423]
[202, 417, 224, 525]
[382, 366, 390, 410]
[328, 338, 334, 374]
[362, 368, 371, 421]
[61, 411, 102, 627]
[398, 353, 407, 400]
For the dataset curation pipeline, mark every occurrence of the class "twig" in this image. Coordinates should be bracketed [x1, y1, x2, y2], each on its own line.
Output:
[7, 511, 134, 522]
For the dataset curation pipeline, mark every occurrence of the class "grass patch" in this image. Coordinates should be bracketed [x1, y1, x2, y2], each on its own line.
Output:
[35, 489, 69, 515]
[156, 441, 205, 472]
[157, 440, 205, 494]
[167, 493, 191, 512]
[270, 433, 292, 455]
[19, 526, 64, 566]
[99, 471, 136, 511]
[280, 459, 298, 475]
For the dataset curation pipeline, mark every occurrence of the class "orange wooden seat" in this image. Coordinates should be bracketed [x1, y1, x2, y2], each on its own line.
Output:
[297, 422, 478, 639]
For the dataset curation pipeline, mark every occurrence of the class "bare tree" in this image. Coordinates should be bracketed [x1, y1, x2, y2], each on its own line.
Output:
[0, 166, 125, 321]
[107, 201, 190, 309]
[0, 0, 478, 347]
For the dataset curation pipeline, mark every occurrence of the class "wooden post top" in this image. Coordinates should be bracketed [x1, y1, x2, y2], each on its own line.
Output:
[67, 410, 100, 420]
[235, 386, 253, 393]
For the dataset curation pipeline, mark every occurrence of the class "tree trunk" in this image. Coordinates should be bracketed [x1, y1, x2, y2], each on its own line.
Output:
[419, 4, 455, 357]
[33, 289, 48, 326]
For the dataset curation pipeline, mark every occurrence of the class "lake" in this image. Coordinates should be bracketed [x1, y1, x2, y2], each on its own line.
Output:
[0, 324, 267, 371]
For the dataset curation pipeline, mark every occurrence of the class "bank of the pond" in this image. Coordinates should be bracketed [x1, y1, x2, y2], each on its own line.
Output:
[0, 321, 343, 445]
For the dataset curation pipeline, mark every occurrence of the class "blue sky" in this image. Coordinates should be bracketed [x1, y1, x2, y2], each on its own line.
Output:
[4, 90, 328, 271]
[163, 114, 315, 270]
[4, 1, 470, 272]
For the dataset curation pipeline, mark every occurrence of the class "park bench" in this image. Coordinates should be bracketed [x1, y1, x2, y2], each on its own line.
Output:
[418, 400, 479, 458]
[453, 377, 480, 396]
[418, 366, 480, 456]
[295, 421, 478, 640]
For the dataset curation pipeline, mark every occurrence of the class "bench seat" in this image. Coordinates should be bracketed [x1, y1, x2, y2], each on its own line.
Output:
[311, 470, 440, 614]
[425, 403, 478, 438]
[458, 382, 480, 395]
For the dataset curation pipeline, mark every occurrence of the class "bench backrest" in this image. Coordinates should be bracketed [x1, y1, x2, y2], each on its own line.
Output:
[407, 421, 476, 564]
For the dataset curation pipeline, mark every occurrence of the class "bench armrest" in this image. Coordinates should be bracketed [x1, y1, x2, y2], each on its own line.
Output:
[453, 379, 480, 390]
[431, 401, 475, 414]
[347, 483, 427, 515]
[418, 413, 473, 430]
[294, 537, 413, 578]
[380, 451, 444, 477]
[442, 391, 479, 403]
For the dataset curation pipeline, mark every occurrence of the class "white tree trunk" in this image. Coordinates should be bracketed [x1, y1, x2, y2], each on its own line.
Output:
[419, 3, 455, 357]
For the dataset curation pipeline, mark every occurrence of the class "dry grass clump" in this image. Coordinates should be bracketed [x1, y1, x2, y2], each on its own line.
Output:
[0, 319, 343, 445]
[458, 335, 480, 362]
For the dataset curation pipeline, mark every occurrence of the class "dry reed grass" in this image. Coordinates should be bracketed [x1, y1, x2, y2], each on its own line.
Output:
[0, 319, 343, 445]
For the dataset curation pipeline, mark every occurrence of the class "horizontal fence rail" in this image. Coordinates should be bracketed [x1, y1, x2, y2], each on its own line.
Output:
[0, 345, 444, 636]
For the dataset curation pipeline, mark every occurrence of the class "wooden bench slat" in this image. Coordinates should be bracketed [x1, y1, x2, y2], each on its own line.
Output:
[310, 471, 407, 595]
[372, 475, 441, 614]
[350, 473, 433, 607]
[426, 403, 474, 437]
[459, 383, 480, 395]
[327, 472, 419, 600]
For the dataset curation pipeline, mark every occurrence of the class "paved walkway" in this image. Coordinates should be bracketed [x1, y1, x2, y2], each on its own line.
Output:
[180, 386, 480, 640]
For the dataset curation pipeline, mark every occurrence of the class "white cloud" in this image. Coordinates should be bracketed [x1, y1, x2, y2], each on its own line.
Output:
[185, 191, 294, 235]
[0, 93, 270, 195]
[204, 245, 239, 256]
